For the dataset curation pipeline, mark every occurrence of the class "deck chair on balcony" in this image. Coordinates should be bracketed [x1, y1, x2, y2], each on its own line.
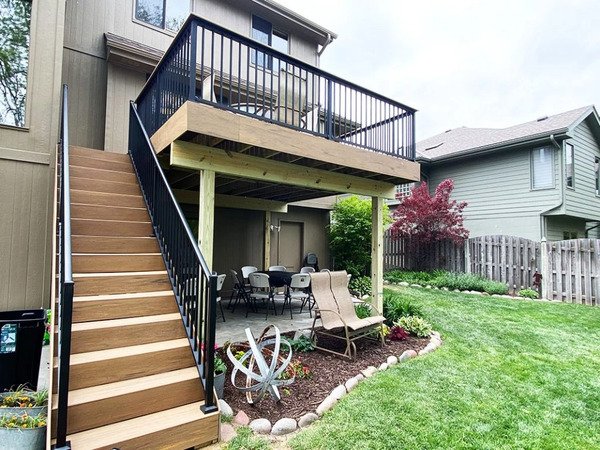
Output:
[309, 270, 385, 360]
[199, 73, 216, 103]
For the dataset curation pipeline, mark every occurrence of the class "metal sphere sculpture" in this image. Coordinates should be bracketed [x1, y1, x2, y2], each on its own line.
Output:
[226, 325, 294, 404]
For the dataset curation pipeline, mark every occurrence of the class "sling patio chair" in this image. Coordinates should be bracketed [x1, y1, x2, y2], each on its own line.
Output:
[309, 270, 385, 360]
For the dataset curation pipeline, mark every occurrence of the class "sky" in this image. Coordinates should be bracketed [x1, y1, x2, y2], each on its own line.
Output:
[274, 0, 600, 141]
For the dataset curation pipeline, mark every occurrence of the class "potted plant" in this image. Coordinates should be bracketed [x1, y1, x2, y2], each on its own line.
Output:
[0, 387, 48, 417]
[0, 413, 46, 450]
[214, 355, 227, 398]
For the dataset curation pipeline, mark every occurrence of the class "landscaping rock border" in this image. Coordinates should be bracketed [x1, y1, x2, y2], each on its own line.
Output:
[218, 331, 443, 440]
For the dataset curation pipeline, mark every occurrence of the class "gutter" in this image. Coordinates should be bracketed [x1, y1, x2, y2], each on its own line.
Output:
[539, 134, 564, 239]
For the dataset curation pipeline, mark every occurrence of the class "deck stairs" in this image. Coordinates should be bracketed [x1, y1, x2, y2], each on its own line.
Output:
[51, 146, 219, 449]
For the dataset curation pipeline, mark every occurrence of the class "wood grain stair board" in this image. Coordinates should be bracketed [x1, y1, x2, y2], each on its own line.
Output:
[72, 253, 165, 273]
[63, 312, 186, 354]
[71, 177, 141, 196]
[52, 338, 194, 391]
[71, 203, 150, 222]
[71, 190, 145, 208]
[71, 218, 153, 237]
[70, 145, 131, 163]
[72, 236, 159, 254]
[51, 367, 203, 435]
[72, 291, 177, 322]
[73, 271, 172, 295]
[70, 165, 138, 184]
[69, 154, 134, 174]
[59, 402, 219, 450]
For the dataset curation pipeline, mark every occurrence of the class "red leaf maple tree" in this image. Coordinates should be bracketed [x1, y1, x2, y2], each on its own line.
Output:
[391, 179, 469, 245]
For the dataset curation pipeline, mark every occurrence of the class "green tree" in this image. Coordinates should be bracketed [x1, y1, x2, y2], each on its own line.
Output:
[328, 195, 391, 277]
[0, 0, 31, 127]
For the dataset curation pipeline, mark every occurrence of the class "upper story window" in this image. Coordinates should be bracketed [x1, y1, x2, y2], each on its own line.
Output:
[251, 15, 288, 70]
[0, 0, 32, 128]
[595, 156, 599, 196]
[135, 0, 188, 32]
[565, 143, 574, 188]
[531, 146, 554, 189]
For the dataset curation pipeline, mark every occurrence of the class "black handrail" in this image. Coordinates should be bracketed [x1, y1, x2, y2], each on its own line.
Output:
[136, 13, 416, 159]
[128, 101, 218, 413]
[55, 84, 74, 450]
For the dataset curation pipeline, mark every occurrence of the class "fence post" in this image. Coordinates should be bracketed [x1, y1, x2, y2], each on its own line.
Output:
[464, 240, 471, 273]
[540, 238, 548, 300]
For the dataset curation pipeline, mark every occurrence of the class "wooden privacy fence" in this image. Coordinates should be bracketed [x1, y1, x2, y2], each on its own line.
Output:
[542, 239, 599, 306]
[467, 236, 540, 294]
[383, 232, 599, 305]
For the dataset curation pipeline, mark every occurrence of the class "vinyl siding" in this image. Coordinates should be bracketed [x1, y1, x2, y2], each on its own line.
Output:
[564, 119, 600, 220]
[545, 215, 587, 240]
[426, 147, 561, 241]
[0, 0, 65, 310]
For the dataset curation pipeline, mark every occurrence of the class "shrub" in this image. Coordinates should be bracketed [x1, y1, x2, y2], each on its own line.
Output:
[519, 288, 539, 299]
[354, 302, 372, 319]
[284, 335, 315, 353]
[383, 290, 424, 323]
[430, 272, 508, 295]
[384, 270, 440, 285]
[349, 276, 372, 296]
[396, 316, 433, 338]
[389, 325, 409, 341]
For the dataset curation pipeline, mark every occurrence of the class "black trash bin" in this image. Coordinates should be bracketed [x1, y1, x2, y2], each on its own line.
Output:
[0, 309, 46, 391]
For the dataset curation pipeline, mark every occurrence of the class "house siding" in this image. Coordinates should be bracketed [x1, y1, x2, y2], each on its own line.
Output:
[0, 0, 65, 311]
[425, 147, 561, 241]
[545, 216, 588, 240]
[563, 119, 600, 221]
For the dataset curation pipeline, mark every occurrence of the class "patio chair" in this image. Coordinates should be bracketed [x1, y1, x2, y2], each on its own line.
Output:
[268, 265, 287, 272]
[241, 265, 258, 279]
[229, 269, 253, 316]
[309, 270, 385, 360]
[282, 273, 310, 319]
[216, 274, 226, 322]
[200, 73, 216, 103]
[249, 272, 277, 319]
[300, 267, 315, 274]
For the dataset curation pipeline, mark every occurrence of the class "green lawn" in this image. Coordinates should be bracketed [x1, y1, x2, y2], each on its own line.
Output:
[290, 287, 600, 450]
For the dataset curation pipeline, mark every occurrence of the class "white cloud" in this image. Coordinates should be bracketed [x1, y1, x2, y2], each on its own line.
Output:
[275, 0, 600, 139]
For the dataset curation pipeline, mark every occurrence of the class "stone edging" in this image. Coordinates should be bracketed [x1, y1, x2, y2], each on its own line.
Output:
[218, 331, 443, 441]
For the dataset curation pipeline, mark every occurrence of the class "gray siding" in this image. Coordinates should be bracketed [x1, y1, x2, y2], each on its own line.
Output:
[426, 147, 561, 241]
[564, 119, 600, 221]
[545, 216, 587, 240]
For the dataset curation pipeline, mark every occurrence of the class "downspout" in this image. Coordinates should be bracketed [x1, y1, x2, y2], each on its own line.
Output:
[539, 134, 564, 239]
[317, 33, 333, 57]
[585, 222, 600, 238]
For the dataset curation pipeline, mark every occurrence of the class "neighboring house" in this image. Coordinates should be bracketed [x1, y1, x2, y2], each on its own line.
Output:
[393, 106, 600, 241]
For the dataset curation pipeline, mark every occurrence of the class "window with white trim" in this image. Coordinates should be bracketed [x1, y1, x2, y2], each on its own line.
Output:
[531, 146, 554, 189]
[135, 0, 188, 32]
[565, 143, 574, 188]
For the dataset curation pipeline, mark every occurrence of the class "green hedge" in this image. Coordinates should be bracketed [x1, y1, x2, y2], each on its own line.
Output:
[385, 270, 508, 295]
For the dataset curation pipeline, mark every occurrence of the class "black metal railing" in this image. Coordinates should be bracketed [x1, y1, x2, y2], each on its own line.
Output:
[128, 101, 218, 413]
[136, 14, 416, 159]
[55, 84, 74, 450]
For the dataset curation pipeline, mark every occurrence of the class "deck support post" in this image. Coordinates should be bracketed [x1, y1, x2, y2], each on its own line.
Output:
[198, 169, 215, 268]
[264, 211, 272, 269]
[371, 196, 384, 312]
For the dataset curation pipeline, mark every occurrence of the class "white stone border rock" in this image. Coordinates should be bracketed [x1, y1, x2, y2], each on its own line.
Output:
[219, 331, 443, 441]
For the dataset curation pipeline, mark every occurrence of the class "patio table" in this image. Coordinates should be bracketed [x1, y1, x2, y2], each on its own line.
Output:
[256, 270, 299, 287]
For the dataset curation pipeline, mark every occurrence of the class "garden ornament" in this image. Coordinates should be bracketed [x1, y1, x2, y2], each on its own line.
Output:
[226, 325, 294, 404]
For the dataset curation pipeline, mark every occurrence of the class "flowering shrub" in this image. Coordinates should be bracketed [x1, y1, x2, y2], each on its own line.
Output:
[389, 325, 409, 341]
[396, 316, 433, 338]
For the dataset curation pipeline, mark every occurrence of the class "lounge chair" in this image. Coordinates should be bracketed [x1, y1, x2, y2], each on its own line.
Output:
[309, 270, 385, 360]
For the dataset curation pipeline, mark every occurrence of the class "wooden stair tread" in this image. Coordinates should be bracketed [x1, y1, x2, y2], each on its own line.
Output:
[70, 312, 181, 332]
[52, 367, 199, 408]
[69, 154, 134, 174]
[54, 338, 190, 367]
[73, 290, 173, 302]
[72, 236, 159, 253]
[70, 145, 131, 162]
[70, 190, 145, 208]
[62, 402, 215, 449]
[73, 270, 167, 278]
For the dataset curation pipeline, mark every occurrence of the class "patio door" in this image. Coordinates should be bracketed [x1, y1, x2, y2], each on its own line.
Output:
[277, 221, 304, 271]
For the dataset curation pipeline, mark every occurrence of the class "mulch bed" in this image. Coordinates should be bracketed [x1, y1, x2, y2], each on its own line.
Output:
[219, 332, 428, 423]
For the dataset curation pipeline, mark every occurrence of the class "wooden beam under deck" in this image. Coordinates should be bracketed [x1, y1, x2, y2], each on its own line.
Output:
[170, 141, 397, 199]
[151, 101, 420, 183]
[174, 189, 288, 213]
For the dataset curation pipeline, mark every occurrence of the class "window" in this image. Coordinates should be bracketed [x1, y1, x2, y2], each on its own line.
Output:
[565, 143, 574, 188]
[0, 0, 32, 127]
[396, 182, 416, 199]
[251, 15, 288, 70]
[595, 157, 599, 196]
[135, 0, 187, 32]
[531, 147, 554, 189]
